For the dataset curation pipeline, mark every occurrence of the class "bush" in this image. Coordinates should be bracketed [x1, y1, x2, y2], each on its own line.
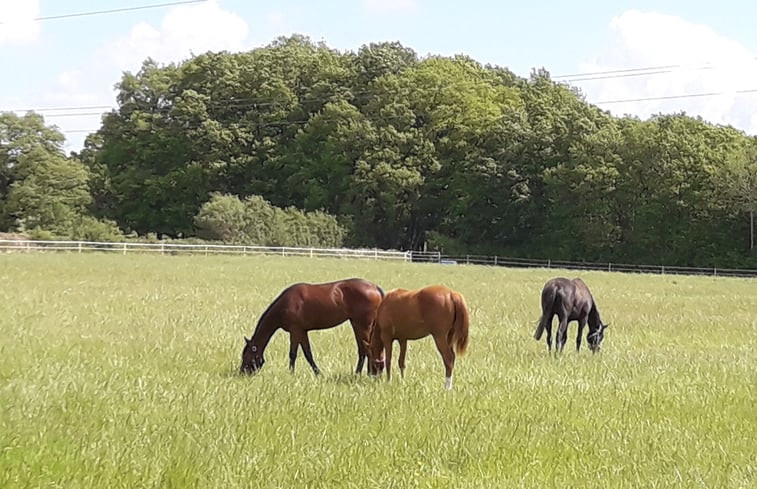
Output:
[26, 228, 57, 241]
[194, 193, 249, 242]
[193, 193, 345, 247]
[71, 216, 124, 242]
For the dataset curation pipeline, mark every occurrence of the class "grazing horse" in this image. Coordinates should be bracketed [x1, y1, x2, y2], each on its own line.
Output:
[365, 285, 469, 390]
[533, 277, 609, 354]
[240, 278, 384, 375]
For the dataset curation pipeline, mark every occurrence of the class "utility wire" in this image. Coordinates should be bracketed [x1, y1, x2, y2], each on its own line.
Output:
[553, 59, 757, 80]
[22, 84, 757, 124]
[50, 87, 757, 135]
[0, 1, 207, 24]
[595, 88, 757, 105]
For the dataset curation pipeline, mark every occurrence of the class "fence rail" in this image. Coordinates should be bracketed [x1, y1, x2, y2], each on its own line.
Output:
[2, 239, 755, 278]
[408, 251, 757, 278]
[0, 239, 411, 261]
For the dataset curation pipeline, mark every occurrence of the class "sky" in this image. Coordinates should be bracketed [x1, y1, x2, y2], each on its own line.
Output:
[2, 0, 757, 152]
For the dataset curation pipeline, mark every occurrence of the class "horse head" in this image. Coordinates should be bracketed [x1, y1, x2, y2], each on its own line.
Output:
[587, 323, 610, 353]
[363, 332, 385, 377]
[240, 337, 266, 374]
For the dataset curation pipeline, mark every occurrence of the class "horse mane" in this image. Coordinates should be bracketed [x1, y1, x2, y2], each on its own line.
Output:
[588, 303, 602, 327]
[252, 284, 295, 336]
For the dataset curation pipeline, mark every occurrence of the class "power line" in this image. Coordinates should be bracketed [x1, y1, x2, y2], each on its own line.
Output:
[41, 112, 107, 118]
[8, 84, 757, 134]
[23, 84, 757, 121]
[0, 1, 206, 24]
[51, 86, 757, 136]
[595, 88, 757, 105]
[555, 58, 757, 83]
[555, 63, 693, 79]
[4, 105, 113, 112]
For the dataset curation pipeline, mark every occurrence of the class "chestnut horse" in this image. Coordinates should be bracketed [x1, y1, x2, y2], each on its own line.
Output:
[365, 285, 469, 390]
[240, 278, 384, 375]
[533, 277, 609, 354]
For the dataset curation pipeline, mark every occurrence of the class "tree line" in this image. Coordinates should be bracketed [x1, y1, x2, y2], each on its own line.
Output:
[1, 35, 755, 266]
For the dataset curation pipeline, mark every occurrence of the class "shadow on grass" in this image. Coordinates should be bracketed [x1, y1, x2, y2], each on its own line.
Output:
[215, 366, 380, 386]
[326, 371, 381, 386]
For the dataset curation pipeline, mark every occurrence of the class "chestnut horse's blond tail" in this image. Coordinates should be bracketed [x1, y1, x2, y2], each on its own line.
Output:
[450, 292, 470, 356]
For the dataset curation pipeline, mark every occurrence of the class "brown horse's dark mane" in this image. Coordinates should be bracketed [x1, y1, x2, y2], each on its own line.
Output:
[588, 303, 602, 329]
[250, 284, 298, 343]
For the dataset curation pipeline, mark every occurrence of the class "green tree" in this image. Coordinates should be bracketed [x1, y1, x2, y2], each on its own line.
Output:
[717, 138, 757, 251]
[0, 112, 66, 229]
[7, 148, 91, 234]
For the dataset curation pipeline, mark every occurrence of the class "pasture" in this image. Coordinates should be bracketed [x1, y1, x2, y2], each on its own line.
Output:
[1, 253, 755, 488]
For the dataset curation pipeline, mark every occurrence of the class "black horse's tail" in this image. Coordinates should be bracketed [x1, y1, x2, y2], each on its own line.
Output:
[534, 287, 557, 340]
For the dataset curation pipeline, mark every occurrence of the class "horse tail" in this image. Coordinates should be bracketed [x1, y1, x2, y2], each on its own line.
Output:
[449, 292, 470, 356]
[534, 286, 557, 340]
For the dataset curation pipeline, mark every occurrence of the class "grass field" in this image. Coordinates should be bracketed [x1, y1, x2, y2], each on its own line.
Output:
[1, 253, 755, 488]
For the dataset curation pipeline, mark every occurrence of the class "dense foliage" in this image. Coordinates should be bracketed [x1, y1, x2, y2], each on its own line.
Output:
[2, 35, 755, 266]
[194, 193, 345, 247]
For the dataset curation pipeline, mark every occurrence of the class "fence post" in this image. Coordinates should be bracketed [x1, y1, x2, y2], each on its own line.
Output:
[714, 267, 717, 277]
[466, 255, 469, 265]
[310, 248, 313, 258]
[547, 259, 551, 268]
[243, 246, 247, 255]
[494, 256, 497, 266]
[78, 242, 82, 253]
[608, 262, 612, 272]
[161, 242, 165, 255]
[123, 243, 127, 255]
[661, 265, 664, 275]
[205, 246, 208, 256]
[375, 248, 378, 260]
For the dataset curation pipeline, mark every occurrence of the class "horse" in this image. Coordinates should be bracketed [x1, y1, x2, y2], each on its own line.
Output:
[365, 285, 469, 390]
[239, 278, 384, 375]
[533, 277, 609, 354]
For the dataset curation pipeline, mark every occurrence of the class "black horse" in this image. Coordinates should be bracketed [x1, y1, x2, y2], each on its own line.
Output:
[533, 277, 609, 353]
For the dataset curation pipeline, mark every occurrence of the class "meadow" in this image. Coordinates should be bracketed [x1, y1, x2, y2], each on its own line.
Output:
[1, 252, 755, 488]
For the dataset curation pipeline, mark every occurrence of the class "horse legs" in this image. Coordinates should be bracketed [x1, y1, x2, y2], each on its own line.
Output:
[433, 334, 456, 390]
[349, 318, 370, 374]
[556, 315, 569, 354]
[295, 331, 321, 376]
[383, 338, 394, 382]
[576, 317, 587, 352]
[288, 335, 299, 371]
[545, 318, 553, 352]
[398, 339, 408, 378]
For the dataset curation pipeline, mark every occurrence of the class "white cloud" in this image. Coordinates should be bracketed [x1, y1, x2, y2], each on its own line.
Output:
[103, 0, 248, 71]
[574, 10, 757, 134]
[0, 0, 40, 45]
[363, 0, 419, 14]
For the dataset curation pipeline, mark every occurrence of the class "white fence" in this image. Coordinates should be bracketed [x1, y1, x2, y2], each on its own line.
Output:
[0, 239, 411, 261]
[408, 251, 757, 278]
[2, 239, 755, 278]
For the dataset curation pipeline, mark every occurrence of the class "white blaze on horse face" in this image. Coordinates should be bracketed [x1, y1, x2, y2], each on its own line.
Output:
[444, 376, 453, 390]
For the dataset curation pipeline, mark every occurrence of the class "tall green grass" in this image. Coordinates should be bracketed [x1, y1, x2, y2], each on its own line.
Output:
[1, 253, 755, 488]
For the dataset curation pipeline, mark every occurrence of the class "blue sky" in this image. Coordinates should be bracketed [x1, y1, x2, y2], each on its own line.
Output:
[2, 0, 757, 151]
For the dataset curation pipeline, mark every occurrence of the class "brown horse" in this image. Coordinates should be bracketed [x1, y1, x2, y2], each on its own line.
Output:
[365, 285, 469, 390]
[240, 278, 384, 375]
[533, 277, 609, 354]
